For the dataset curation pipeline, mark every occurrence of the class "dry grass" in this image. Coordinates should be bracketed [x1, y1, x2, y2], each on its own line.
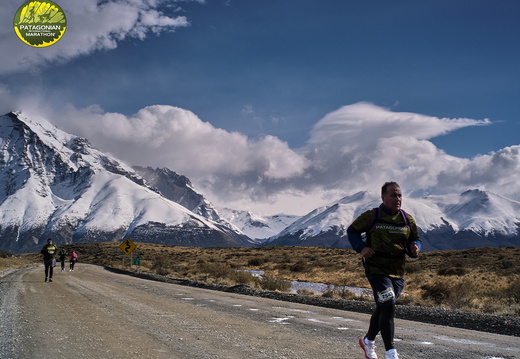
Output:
[0, 249, 38, 271]
[6, 243, 520, 317]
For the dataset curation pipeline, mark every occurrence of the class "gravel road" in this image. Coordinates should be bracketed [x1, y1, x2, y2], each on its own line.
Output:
[1, 264, 519, 359]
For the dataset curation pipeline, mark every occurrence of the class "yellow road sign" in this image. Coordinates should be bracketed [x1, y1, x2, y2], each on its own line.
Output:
[119, 238, 136, 255]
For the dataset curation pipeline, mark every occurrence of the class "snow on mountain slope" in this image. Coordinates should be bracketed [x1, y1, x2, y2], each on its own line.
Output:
[218, 207, 299, 241]
[133, 166, 242, 233]
[267, 189, 520, 249]
[56, 171, 201, 233]
[1, 112, 203, 228]
[0, 112, 248, 253]
[272, 191, 374, 241]
[428, 189, 520, 236]
[0, 173, 56, 228]
[399, 197, 451, 231]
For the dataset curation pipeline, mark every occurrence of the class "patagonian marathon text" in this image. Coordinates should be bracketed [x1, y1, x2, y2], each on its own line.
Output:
[18, 25, 63, 31]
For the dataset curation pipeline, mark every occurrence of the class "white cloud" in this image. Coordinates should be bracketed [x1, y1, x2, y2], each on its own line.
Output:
[242, 104, 254, 115]
[438, 145, 520, 193]
[44, 104, 310, 207]
[299, 103, 492, 197]
[31, 101, 520, 216]
[308, 102, 490, 147]
[301, 103, 520, 204]
[0, 0, 189, 75]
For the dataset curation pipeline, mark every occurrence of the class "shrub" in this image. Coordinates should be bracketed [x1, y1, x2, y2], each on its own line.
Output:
[322, 285, 366, 300]
[405, 262, 422, 274]
[297, 288, 315, 296]
[421, 280, 456, 305]
[195, 261, 233, 279]
[290, 260, 311, 272]
[152, 256, 173, 276]
[248, 257, 267, 266]
[231, 270, 260, 286]
[421, 277, 480, 309]
[260, 276, 292, 292]
[438, 266, 467, 276]
[499, 260, 520, 274]
[273, 263, 290, 271]
[397, 293, 422, 306]
[505, 278, 520, 303]
[0, 250, 12, 258]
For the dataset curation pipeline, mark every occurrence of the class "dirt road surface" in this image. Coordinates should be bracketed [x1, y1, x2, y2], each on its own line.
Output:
[1, 264, 519, 359]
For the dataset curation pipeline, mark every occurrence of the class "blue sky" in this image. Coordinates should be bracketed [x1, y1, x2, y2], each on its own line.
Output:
[1, 0, 520, 214]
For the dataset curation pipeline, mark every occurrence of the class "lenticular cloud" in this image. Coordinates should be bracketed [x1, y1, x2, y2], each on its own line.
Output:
[303, 102, 520, 202]
[309, 102, 490, 145]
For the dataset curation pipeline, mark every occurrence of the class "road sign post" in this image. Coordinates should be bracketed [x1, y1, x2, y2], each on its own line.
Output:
[119, 238, 137, 269]
[119, 238, 136, 255]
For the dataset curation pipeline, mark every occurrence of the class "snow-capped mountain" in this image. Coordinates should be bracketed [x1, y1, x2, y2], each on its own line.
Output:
[2, 111, 519, 254]
[217, 208, 299, 242]
[0, 112, 252, 253]
[266, 190, 520, 250]
[130, 166, 301, 243]
[264, 191, 377, 248]
[133, 166, 241, 231]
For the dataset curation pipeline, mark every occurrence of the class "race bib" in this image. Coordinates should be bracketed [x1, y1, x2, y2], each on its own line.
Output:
[377, 287, 395, 303]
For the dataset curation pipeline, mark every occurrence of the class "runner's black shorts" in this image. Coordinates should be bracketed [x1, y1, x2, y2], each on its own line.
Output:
[367, 274, 404, 307]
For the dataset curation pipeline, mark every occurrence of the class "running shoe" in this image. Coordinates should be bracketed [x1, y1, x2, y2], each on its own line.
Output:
[385, 349, 399, 359]
[359, 337, 378, 359]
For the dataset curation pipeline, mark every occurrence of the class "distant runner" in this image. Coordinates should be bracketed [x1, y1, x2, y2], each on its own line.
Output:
[59, 247, 67, 272]
[69, 250, 78, 271]
[40, 238, 58, 282]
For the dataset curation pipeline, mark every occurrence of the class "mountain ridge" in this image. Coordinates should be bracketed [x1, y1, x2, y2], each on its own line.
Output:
[0, 112, 252, 253]
[266, 189, 520, 250]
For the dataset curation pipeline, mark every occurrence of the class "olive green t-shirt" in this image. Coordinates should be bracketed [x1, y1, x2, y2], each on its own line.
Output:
[41, 244, 58, 261]
[351, 208, 419, 278]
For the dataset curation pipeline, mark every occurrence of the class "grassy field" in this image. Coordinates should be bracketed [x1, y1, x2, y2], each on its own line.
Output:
[3, 243, 520, 317]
